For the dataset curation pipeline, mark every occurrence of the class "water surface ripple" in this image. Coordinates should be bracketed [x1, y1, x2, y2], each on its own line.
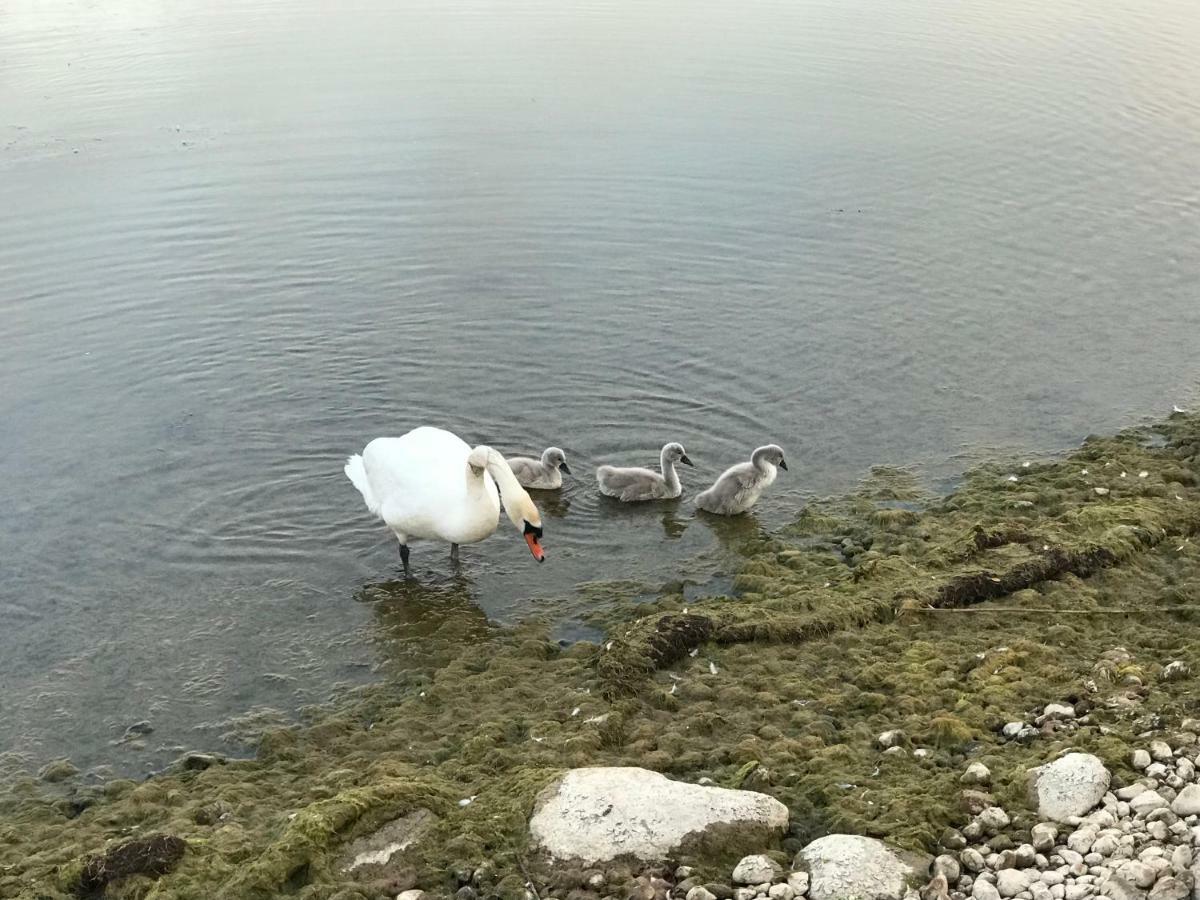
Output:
[2, 0, 1199, 774]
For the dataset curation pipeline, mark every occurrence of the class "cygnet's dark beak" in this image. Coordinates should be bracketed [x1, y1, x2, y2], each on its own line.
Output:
[779, 459, 789, 471]
[559, 462, 572, 475]
[680, 454, 694, 467]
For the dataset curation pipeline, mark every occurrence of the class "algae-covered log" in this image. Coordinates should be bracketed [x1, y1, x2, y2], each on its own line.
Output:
[598, 418, 1200, 697]
[3, 413, 1200, 898]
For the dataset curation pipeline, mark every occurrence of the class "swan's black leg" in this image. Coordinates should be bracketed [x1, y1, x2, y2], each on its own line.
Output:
[399, 543, 410, 577]
[450, 543, 459, 563]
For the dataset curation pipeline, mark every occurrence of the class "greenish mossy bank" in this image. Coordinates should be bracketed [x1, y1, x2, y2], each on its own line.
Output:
[4, 414, 1200, 899]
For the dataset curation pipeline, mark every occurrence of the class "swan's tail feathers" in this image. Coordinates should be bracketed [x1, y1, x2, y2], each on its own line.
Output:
[344, 454, 381, 516]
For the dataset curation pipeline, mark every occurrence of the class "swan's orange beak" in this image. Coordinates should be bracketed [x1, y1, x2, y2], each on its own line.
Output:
[525, 532, 545, 562]
[523, 521, 545, 562]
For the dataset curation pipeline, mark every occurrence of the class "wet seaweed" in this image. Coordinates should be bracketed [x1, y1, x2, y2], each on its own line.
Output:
[72, 834, 188, 897]
[3, 413, 1200, 899]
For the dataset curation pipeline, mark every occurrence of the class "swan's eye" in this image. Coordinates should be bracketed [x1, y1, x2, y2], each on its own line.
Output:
[523, 520, 543, 539]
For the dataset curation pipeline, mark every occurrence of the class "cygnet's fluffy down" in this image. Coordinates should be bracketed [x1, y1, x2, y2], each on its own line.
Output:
[506, 447, 570, 490]
[695, 444, 787, 515]
[596, 442, 693, 502]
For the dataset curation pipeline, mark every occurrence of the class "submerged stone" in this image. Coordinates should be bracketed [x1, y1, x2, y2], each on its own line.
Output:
[37, 758, 79, 782]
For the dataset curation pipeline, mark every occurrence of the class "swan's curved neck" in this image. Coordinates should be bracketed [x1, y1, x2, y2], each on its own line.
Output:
[750, 447, 776, 477]
[660, 449, 680, 491]
[483, 449, 524, 498]
[474, 447, 534, 528]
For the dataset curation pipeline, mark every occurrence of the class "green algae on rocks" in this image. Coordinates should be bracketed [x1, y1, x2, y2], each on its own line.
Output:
[3, 413, 1200, 899]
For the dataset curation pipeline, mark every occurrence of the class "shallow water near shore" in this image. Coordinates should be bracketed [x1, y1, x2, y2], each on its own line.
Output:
[3, 0, 1200, 778]
[3, 413, 1200, 899]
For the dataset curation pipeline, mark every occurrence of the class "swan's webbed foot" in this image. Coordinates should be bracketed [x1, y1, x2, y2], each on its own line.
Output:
[399, 543, 410, 577]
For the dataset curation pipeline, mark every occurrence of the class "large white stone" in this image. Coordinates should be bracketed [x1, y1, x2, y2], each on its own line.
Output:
[1032, 823, 1059, 851]
[997, 870, 1034, 898]
[528, 767, 789, 864]
[733, 855, 783, 885]
[962, 849, 987, 873]
[787, 872, 810, 897]
[796, 835, 930, 900]
[1148, 877, 1189, 900]
[1171, 785, 1200, 817]
[1128, 791, 1169, 817]
[1150, 742, 1174, 762]
[934, 855, 961, 883]
[1121, 862, 1157, 889]
[1117, 785, 1150, 802]
[1028, 755, 1113, 822]
[962, 763, 993, 786]
[979, 807, 1013, 833]
[1102, 875, 1147, 900]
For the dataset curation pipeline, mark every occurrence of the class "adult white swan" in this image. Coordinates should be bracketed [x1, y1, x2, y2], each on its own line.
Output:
[345, 426, 545, 575]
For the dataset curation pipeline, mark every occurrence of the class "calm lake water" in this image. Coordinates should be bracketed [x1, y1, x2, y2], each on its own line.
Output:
[2, 0, 1199, 776]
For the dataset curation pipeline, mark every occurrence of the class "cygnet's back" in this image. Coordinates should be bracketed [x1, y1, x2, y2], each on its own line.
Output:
[506, 447, 570, 490]
[695, 444, 788, 515]
[596, 442, 693, 502]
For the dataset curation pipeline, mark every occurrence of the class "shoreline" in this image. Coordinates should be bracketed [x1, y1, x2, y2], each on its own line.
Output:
[3, 411, 1200, 900]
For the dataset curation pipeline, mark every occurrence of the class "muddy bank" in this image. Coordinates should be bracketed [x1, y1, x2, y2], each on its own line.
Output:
[3, 413, 1200, 900]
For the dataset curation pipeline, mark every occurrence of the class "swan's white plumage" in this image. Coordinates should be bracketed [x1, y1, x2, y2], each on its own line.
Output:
[343, 453, 380, 516]
[346, 427, 543, 565]
[347, 426, 498, 545]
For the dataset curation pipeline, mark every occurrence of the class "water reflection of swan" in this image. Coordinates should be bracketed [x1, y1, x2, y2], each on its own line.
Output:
[529, 491, 572, 520]
[660, 505, 687, 539]
[590, 493, 689, 540]
[695, 508, 771, 556]
[355, 575, 492, 664]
